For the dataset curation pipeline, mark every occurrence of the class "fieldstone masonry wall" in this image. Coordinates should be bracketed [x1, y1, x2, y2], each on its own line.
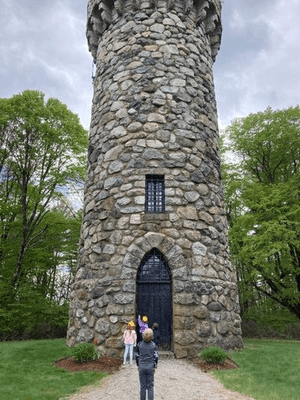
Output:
[67, 0, 243, 358]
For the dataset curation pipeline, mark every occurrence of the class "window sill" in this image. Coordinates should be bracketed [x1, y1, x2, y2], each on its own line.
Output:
[142, 213, 168, 222]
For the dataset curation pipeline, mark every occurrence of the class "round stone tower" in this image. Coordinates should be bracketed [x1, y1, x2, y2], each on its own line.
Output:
[67, 0, 243, 358]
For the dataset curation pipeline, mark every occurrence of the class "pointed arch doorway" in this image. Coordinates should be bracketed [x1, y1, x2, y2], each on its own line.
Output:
[136, 248, 172, 350]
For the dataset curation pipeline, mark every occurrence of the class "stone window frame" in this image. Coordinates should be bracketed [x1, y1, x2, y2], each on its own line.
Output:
[145, 174, 165, 213]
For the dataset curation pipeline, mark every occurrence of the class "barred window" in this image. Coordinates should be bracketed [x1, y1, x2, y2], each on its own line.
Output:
[137, 249, 171, 283]
[145, 175, 165, 213]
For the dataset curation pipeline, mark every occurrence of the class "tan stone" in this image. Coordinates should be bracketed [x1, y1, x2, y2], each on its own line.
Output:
[143, 122, 160, 132]
[174, 343, 188, 359]
[194, 306, 209, 319]
[177, 206, 198, 220]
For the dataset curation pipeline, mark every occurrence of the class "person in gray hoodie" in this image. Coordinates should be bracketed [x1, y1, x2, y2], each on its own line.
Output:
[136, 328, 158, 400]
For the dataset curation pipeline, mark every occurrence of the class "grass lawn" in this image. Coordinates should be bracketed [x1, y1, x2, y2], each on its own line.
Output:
[212, 338, 300, 400]
[0, 339, 108, 400]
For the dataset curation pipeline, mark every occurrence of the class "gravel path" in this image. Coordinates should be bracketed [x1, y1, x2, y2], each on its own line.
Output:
[64, 359, 255, 400]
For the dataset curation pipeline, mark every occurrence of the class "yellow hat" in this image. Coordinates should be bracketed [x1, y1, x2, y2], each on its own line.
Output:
[128, 321, 135, 327]
[142, 316, 148, 322]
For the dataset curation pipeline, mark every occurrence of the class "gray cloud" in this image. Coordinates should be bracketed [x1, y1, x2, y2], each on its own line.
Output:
[215, 0, 300, 128]
[1, 0, 299, 130]
[0, 0, 92, 128]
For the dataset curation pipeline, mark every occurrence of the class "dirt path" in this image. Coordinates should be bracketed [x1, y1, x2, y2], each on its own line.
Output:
[64, 359, 255, 400]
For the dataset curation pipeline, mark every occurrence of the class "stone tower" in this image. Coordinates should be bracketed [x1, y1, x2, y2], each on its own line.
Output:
[67, 0, 243, 358]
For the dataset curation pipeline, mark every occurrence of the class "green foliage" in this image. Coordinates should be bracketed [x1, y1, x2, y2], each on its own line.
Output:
[200, 346, 228, 364]
[0, 288, 69, 340]
[221, 106, 300, 320]
[213, 339, 300, 400]
[241, 299, 300, 339]
[0, 339, 108, 400]
[242, 320, 300, 340]
[243, 299, 298, 327]
[70, 342, 100, 364]
[0, 90, 88, 339]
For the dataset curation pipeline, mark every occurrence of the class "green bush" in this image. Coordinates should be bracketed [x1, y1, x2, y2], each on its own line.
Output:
[200, 346, 228, 364]
[0, 292, 69, 341]
[70, 342, 99, 363]
[241, 301, 300, 339]
[242, 320, 300, 340]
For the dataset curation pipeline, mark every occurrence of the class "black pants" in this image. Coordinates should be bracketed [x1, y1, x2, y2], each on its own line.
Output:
[138, 364, 154, 400]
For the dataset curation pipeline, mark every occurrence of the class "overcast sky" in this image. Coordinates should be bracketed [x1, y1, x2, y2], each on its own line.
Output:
[1, 0, 299, 131]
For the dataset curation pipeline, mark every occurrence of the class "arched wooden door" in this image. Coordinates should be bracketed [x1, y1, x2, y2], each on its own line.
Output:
[136, 248, 172, 350]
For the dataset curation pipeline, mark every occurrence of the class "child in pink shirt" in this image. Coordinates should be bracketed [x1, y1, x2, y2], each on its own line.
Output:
[123, 321, 137, 365]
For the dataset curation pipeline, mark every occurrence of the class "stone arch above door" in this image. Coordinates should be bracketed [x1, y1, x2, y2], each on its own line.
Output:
[120, 232, 188, 280]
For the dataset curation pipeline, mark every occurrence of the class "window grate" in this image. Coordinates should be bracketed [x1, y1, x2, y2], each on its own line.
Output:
[145, 175, 165, 213]
[137, 249, 171, 283]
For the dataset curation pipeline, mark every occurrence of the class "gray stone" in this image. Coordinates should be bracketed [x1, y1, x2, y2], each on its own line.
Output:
[197, 321, 211, 337]
[111, 126, 127, 138]
[175, 293, 200, 305]
[104, 177, 123, 190]
[91, 286, 104, 299]
[217, 320, 230, 335]
[208, 302, 222, 311]
[108, 160, 123, 174]
[114, 293, 135, 304]
[192, 242, 207, 256]
[104, 145, 124, 162]
[143, 148, 164, 160]
[110, 324, 121, 336]
[123, 281, 136, 292]
[76, 327, 94, 342]
[95, 319, 110, 334]
[105, 304, 124, 315]
[184, 191, 200, 203]
[95, 295, 110, 308]
[193, 282, 214, 295]
[109, 316, 118, 323]
[209, 312, 221, 322]
[92, 307, 105, 318]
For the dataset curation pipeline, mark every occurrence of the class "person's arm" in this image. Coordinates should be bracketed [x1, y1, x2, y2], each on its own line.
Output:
[153, 343, 158, 368]
[138, 316, 147, 332]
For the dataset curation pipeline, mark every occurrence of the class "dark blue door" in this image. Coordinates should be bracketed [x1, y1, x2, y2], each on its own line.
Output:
[137, 249, 172, 350]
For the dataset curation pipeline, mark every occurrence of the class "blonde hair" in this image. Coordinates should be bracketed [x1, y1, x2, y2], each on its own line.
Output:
[142, 328, 153, 343]
[126, 321, 135, 335]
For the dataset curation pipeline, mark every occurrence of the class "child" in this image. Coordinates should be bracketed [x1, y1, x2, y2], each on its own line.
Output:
[136, 328, 158, 400]
[138, 314, 149, 334]
[152, 323, 160, 347]
[123, 321, 137, 365]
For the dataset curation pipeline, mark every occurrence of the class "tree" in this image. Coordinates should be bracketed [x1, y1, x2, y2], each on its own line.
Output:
[221, 106, 300, 320]
[0, 90, 88, 320]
